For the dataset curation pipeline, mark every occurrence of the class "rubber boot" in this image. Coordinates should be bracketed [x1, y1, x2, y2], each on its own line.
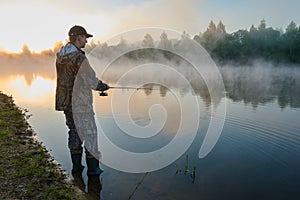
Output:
[86, 157, 104, 176]
[71, 154, 84, 174]
[88, 176, 102, 198]
[72, 171, 85, 192]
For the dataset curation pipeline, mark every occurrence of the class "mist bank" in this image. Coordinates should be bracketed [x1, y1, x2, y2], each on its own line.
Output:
[1, 31, 300, 109]
[0, 43, 63, 85]
[91, 48, 300, 110]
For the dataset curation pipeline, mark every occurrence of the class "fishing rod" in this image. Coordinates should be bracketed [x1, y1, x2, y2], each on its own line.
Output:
[109, 86, 154, 90]
[99, 86, 157, 96]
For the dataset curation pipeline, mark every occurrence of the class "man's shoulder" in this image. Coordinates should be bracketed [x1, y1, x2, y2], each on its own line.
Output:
[57, 48, 86, 63]
[57, 43, 86, 57]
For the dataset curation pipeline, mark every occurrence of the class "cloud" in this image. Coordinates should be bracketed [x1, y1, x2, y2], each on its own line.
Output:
[0, 0, 108, 15]
[1, 0, 300, 52]
[107, 0, 203, 36]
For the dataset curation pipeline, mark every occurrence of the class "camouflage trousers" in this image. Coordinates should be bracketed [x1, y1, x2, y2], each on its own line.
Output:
[64, 111, 100, 159]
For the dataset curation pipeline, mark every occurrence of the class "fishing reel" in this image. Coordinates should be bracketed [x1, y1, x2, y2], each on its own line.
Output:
[98, 86, 155, 96]
[99, 90, 108, 96]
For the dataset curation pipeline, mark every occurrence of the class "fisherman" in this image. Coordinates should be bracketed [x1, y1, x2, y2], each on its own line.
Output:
[55, 25, 109, 176]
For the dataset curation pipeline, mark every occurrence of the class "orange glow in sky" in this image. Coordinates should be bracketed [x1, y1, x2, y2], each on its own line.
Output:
[0, 2, 114, 52]
[1, 0, 300, 52]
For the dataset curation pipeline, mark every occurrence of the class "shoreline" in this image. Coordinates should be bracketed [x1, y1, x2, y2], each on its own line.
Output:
[0, 91, 86, 199]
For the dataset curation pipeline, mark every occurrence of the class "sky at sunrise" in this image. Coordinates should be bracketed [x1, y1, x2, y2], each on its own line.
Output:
[1, 0, 300, 52]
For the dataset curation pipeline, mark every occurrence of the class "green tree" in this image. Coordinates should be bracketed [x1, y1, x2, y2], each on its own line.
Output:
[159, 32, 174, 59]
[217, 21, 226, 34]
[207, 20, 217, 33]
[142, 33, 154, 47]
[281, 21, 300, 62]
[197, 20, 300, 64]
[199, 20, 227, 53]
[258, 19, 266, 30]
[249, 24, 257, 33]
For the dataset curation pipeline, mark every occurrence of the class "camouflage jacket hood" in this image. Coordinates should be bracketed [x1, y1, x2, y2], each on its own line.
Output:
[58, 42, 82, 57]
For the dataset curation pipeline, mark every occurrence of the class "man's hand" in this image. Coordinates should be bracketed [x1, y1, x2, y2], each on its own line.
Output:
[96, 80, 109, 91]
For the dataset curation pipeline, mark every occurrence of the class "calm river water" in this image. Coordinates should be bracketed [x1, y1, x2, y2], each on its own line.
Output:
[1, 65, 300, 200]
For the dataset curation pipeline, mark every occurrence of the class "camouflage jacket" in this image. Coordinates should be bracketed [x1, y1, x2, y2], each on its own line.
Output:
[55, 43, 99, 113]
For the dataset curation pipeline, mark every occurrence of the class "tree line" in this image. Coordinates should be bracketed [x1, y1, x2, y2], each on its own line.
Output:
[10, 19, 300, 66]
[194, 20, 300, 65]
[83, 19, 300, 66]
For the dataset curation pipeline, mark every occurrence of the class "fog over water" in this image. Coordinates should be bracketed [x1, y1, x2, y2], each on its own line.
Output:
[1, 41, 299, 109]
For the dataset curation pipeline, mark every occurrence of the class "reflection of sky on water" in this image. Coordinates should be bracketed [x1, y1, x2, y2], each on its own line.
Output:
[0, 76, 54, 105]
[95, 89, 200, 154]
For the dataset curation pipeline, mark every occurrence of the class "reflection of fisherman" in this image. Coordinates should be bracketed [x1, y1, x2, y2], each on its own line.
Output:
[55, 25, 109, 176]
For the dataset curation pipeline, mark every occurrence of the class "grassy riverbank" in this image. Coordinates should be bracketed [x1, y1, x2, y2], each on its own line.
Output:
[0, 92, 84, 199]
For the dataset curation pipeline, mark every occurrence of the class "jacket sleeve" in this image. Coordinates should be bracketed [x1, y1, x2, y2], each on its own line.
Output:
[77, 57, 100, 90]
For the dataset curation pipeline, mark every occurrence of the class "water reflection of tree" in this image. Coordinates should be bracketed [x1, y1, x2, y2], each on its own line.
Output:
[138, 66, 300, 110]
[275, 76, 299, 109]
[221, 66, 300, 109]
[159, 85, 168, 97]
[143, 83, 154, 96]
[0, 42, 61, 85]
